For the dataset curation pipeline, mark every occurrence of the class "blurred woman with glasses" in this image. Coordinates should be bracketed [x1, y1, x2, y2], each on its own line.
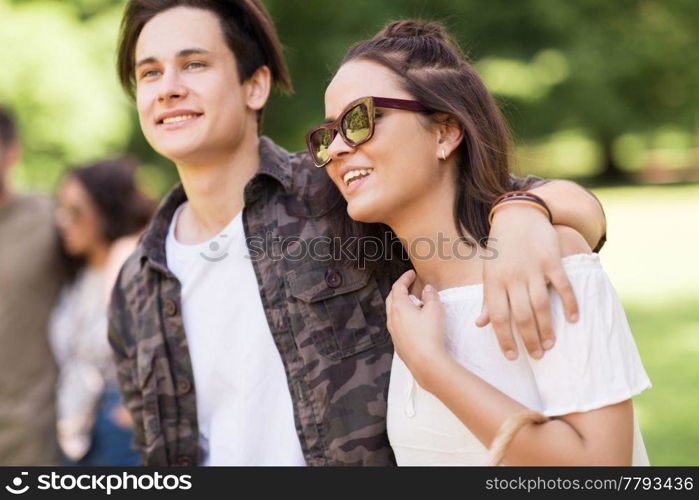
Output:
[51, 158, 154, 465]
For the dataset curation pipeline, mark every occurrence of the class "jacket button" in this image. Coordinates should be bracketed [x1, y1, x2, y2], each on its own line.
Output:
[176, 377, 192, 395]
[164, 298, 178, 316]
[325, 269, 343, 289]
[177, 455, 194, 467]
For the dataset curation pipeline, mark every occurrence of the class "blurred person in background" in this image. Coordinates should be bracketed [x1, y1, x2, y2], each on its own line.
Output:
[0, 105, 64, 465]
[50, 158, 154, 466]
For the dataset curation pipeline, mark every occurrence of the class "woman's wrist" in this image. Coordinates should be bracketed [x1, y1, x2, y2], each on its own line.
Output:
[410, 348, 453, 393]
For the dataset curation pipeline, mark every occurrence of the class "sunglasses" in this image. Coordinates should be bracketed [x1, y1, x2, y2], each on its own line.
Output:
[305, 96, 429, 167]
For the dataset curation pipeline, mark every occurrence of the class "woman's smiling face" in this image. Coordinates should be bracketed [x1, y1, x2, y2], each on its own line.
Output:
[323, 59, 444, 225]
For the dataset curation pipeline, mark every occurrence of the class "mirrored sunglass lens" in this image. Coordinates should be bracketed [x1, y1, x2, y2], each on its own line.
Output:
[311, 128, 334, 165]
[342, 104, 371, 144]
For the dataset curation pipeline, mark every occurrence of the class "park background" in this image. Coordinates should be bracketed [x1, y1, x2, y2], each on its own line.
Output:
[1, 0, 697, 464]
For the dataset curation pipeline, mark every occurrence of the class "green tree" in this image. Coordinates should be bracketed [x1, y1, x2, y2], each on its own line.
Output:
[0, 0, 131, 188]
[3, 0, 697, 193]
[265, 0, 699, 179]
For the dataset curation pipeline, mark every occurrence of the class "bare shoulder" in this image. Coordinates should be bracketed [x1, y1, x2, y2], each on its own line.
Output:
[554, 225, 593, 257]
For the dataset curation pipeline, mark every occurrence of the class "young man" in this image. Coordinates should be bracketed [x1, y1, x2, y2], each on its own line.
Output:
[0, 106, 63, 465]
[109, 0, 607, 466]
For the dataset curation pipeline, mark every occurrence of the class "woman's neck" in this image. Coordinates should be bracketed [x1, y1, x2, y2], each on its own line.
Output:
[86, 242, 110, 270]
[174, 135, 260, 244]
[388, 188, 486, 296]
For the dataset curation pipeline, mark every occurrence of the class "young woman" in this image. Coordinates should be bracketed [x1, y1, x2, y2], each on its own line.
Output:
[306, 20, 650, 465]
[50, 158, 154, 465]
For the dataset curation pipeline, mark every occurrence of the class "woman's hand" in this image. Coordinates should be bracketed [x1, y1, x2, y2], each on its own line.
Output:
[479, 205, 579, 360]
[386, 270, 448, 384]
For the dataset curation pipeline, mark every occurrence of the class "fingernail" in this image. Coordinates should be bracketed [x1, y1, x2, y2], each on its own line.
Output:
[570, 312, 579, 322]
[542, 339, 554, 350]
[424, 285, 434, 292]
[505, 350, 517, 360]
[532, 350, 543, 359]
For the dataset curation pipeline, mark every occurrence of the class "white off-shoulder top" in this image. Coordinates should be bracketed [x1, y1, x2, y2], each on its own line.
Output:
[387, 253, 652, 465]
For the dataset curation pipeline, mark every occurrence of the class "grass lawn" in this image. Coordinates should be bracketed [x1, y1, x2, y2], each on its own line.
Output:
[592, 183, 699, 465]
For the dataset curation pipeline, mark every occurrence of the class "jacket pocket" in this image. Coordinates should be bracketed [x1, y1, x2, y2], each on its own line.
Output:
[286, 262, 389, 361]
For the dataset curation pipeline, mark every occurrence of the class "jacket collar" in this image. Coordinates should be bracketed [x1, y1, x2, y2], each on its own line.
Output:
[137, 136, 293, 274]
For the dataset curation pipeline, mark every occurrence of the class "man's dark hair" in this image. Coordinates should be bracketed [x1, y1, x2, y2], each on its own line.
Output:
[0, 106, 17, 148]
[116, 0, 293, 99]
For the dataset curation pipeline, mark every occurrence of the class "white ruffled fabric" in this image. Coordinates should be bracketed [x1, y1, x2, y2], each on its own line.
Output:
[387, 253, 651, 465]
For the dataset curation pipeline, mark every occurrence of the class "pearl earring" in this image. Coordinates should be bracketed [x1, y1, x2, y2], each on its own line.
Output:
[439, 149, 447, 160]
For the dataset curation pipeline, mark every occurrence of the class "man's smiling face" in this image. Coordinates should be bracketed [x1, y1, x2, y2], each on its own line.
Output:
[134, 6, 253, 165]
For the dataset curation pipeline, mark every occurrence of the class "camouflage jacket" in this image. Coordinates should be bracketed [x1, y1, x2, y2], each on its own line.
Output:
[108, 137, 398, 466]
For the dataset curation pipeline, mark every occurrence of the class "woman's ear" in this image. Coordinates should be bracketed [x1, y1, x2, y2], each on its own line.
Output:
[434, 113, 463, 161]
[244, 65, 272, 112]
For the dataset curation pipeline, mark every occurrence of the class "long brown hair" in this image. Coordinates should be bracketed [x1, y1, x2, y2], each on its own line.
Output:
[327, 20, 535, 274]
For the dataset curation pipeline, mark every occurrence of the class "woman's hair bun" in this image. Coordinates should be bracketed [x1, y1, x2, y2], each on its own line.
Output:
[380, 20, 447, 41]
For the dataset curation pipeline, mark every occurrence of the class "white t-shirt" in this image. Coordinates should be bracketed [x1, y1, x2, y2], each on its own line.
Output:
[387, 253, 651, 465]
[165, 203, 305, 466]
